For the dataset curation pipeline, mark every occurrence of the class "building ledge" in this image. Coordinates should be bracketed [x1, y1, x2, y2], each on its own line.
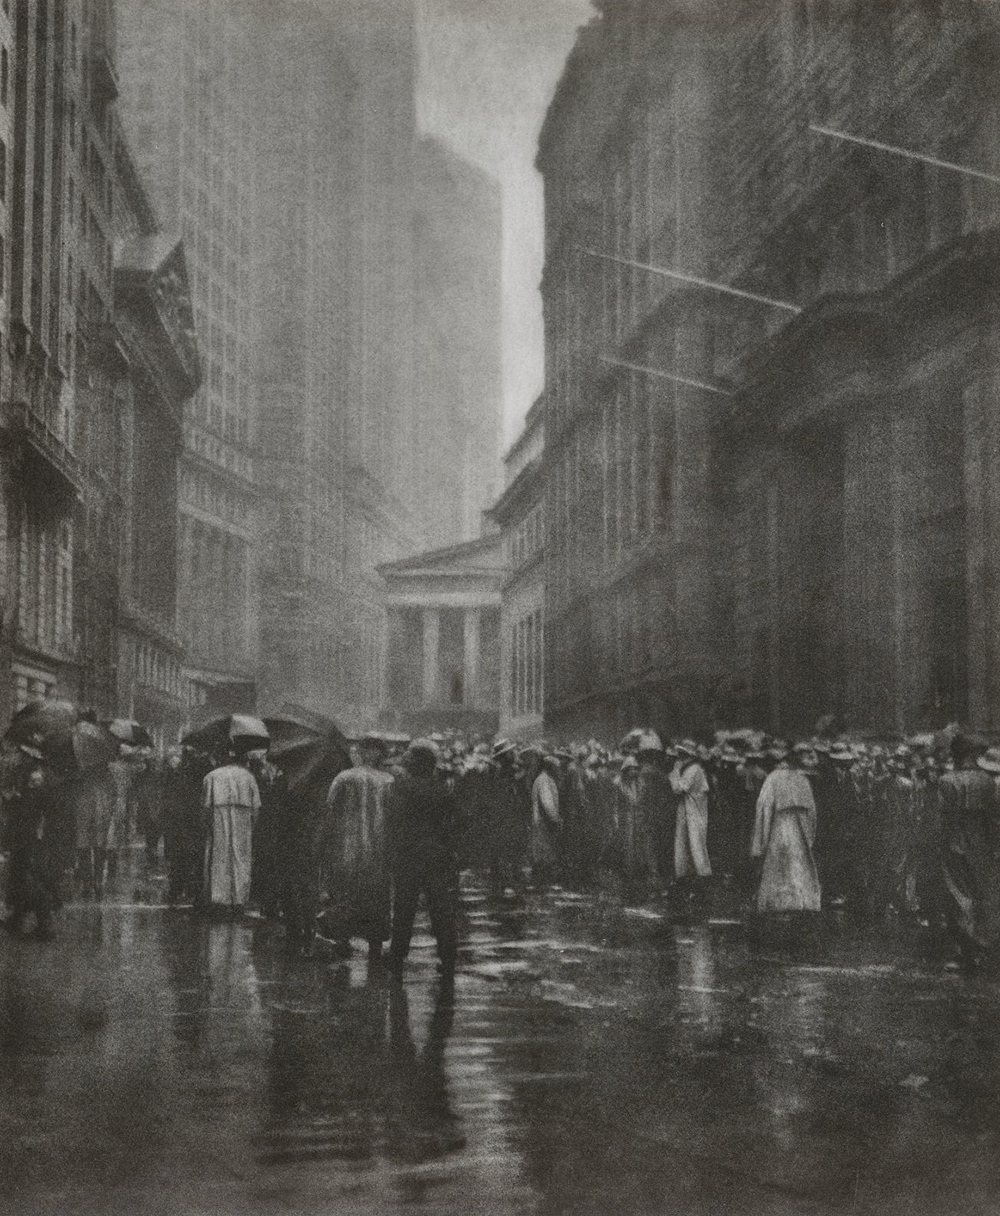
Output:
[3, 401, 81, 502]
[118, 599, 185, 656]
[11, 632, 79, 670]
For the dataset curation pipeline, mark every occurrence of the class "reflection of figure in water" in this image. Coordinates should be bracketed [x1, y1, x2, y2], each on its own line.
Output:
[751, 744, 821, 914]
[262, 965, 389, 1168]
[387, 981, 465, 1169]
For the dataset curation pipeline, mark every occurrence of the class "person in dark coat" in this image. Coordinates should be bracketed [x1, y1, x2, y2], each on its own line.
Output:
[387, 739, 464, 977]
[938, 733, 1000, 969]
[163, 747, 210, 904]
[3, 756, 64, 939]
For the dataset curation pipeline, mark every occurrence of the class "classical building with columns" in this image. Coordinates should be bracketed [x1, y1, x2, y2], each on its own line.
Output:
[378, 536, 504, 735]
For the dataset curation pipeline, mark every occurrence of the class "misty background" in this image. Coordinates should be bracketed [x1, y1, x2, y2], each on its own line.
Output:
[416, 0, 593, 443]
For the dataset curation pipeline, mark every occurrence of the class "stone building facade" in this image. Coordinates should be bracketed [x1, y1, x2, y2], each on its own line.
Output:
[117, 0, 261, 713]
[538, 0, 1000, 740]
[0, 0, 196, 729]
[253, 1, 354, 722]
[486, 396, 545, 741]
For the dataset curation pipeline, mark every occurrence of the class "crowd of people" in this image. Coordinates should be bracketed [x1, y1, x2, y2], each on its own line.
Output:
[3, 715, 1000, 970]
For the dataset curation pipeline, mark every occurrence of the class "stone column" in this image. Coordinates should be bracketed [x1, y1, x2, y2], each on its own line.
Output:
[463, 608, 481, 709]
[422, 608, 440, 706]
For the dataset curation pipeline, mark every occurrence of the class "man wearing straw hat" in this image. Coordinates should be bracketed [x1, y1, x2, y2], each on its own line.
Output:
[669, 739, 713, 884]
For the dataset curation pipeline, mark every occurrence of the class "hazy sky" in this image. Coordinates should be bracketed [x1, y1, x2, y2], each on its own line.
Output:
[415, 0, 593, 446]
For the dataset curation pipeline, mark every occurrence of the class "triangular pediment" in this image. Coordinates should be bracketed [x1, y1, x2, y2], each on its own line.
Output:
[378, 533, 505, 580]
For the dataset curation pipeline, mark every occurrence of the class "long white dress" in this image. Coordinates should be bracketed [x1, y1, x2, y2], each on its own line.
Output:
[751, 765, 821, 913]
[669, 761, 712, 878]
[203, 763, 261, 907]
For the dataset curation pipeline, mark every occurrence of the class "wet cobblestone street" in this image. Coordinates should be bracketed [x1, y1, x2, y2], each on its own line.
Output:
[2, 870, 1000, 1215]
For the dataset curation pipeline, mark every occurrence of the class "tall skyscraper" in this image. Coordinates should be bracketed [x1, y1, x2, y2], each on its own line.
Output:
[413, 136, 503, 550]
[253, 0, 354, 719]
[334, 0, 421, 725]
[117, 0, 260, 712]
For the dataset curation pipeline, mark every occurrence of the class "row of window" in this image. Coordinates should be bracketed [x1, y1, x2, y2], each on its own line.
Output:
[508, 503, 544, 570]
[509, 608, 544, 721]
[17, 512, 73, 658]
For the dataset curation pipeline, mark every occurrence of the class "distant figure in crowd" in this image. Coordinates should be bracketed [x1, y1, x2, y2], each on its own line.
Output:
[133, 755, 164, 869]
[105, 748, 136, 892]
[669, 740, 712, 882]
[938, 733, 1000, 968]
[751, 743, 821, 913]
[388, 739, 462, 976]
[320, 734, 394, 958]
[635, 732, 669, 889]
[162, 747, 205, 905]
[529, 753, 562, 884]
[612, 755, 655, 898]
[203, 748, 261, 914]
[3, 756, 63, 939]
[73, 764, 116, 899]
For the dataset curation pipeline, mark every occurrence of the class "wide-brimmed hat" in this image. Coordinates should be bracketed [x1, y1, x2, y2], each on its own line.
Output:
[636, 730, 663, 754]
[978, 747, 1000, 774]
[492, 739, 517, 759]
[675, 738, 699, 757]
[405, 737, 440, 765]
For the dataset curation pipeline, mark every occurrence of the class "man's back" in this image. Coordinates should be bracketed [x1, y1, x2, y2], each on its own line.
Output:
[390, 774, 460, 861]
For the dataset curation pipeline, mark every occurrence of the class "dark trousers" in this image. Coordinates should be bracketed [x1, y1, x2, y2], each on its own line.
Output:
[165, 835, 202, 903]
[390, 863, 458, 967]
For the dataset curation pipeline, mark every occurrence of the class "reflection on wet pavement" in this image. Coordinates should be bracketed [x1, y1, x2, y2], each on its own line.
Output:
[2, 878, 1000, 1215]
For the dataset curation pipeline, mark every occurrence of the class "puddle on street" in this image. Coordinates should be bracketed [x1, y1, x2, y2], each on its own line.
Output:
[1, 874, 1000, 1215]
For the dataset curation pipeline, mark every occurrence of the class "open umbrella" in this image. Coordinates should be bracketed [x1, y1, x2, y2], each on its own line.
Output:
[182, 712, 270, 756]
[107, 719, 153, 748]
[6, 699, 79, 750]
[4, 701, 119, 777]
[263, 707, 350, 792]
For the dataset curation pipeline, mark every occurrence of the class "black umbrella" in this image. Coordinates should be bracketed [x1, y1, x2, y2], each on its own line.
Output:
[182, 712, 270, 755]
[4, 701, 119, 776]
[6, 699, 79, 750]
[263, 708, 351, 792]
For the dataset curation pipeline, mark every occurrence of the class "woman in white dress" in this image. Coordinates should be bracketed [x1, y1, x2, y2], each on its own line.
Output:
[751, 747, 821, 913]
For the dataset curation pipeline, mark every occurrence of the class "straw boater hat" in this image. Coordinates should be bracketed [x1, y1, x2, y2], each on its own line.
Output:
[978, 746, 1000, 774]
